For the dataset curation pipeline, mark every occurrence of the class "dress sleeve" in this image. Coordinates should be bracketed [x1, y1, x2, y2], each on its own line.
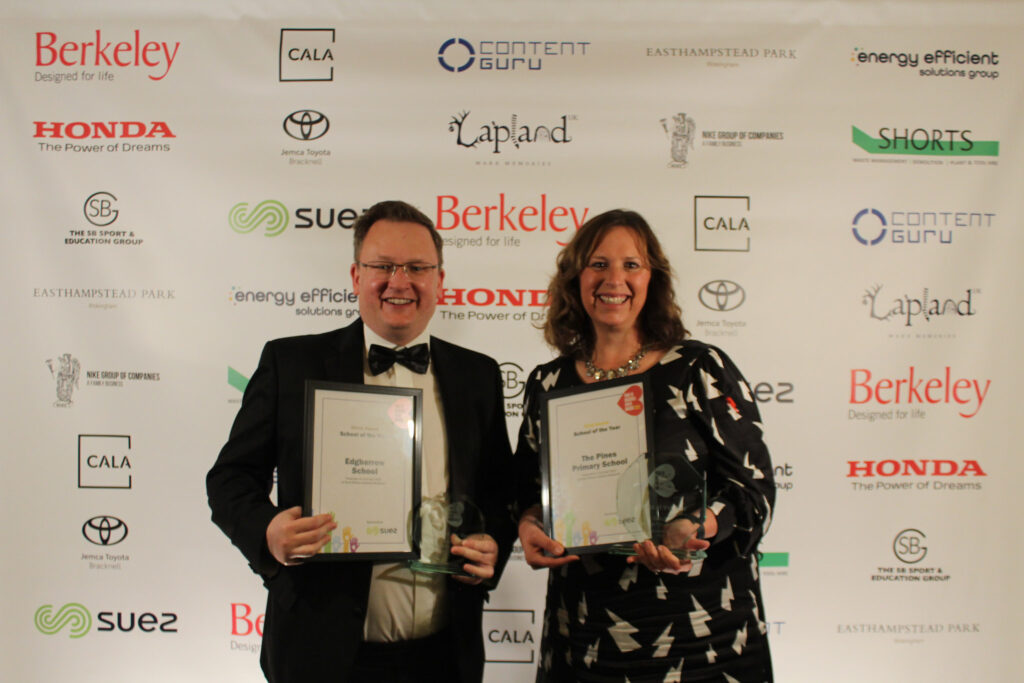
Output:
[682, 346, 775, 557]
[512, 363, 559, 516]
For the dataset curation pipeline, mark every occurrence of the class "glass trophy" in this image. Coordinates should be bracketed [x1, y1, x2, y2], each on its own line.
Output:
[611, 451, 707, 560]
[408, 495, 486, 576]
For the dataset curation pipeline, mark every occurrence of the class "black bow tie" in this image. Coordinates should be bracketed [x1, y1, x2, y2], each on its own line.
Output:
[368, 343, 430, 375]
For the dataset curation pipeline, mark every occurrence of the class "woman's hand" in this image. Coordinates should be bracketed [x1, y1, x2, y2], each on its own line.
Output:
[518, 506, 579, 569]
[628, 510, 717, 575]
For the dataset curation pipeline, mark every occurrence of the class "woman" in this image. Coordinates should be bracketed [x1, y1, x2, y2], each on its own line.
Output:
[515, 209, 775, 682]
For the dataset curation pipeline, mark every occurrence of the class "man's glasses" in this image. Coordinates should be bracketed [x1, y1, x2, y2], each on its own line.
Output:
[358, 261, 439, 280]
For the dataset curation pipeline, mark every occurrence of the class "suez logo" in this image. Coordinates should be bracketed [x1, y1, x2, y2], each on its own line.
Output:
[448, 110, 573, 154]
[437, 37, 589, 73]
[35, 30, 180, 81]
[849, 207, 994, 246]
[852, 48, 999, 80]
[280, 29, 334, 82]
[851, 126, 999, 157]
[35, 603, 177, 637]
[228, 202, 368, 237]
[862, 284, 978, 326]
[849, 367, 990, 418]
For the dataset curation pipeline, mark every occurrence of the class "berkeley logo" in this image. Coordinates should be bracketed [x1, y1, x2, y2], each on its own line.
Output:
[35, 30, 180, 81]
[849, 367, 990, 418]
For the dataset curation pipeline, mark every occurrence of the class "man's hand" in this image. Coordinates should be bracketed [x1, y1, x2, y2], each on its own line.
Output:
[265, 506, 336, 566]
[518, 507, 579, 570]
[451, 533, 498, 585]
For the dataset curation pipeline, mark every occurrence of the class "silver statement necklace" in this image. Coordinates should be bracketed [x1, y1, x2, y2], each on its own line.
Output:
[584, 346, 647, 381]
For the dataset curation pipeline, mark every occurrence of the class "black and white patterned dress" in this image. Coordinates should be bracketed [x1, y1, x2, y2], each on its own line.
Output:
[515, 340, 775, 682]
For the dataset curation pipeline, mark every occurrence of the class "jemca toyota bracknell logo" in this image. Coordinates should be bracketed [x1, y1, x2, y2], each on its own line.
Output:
[283, 110, 329, 141]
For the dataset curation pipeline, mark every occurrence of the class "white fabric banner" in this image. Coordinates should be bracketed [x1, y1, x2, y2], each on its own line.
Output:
[1, 1, 1021, 681]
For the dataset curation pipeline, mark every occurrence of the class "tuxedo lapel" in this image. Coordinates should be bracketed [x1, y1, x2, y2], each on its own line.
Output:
[323, 319, 365, 384]
[430, 336, 476, 500]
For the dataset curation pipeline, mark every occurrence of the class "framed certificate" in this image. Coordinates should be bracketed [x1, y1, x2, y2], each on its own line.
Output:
[303, 380, 422, 561]
[539, 375, 654, 554]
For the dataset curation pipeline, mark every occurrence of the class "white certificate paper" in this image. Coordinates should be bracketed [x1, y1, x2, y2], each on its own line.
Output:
[540, 376, 652, 554]
[304, 381, 422, 561]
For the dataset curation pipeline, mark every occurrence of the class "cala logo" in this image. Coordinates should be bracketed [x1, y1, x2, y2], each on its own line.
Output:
[229, 201, 289, 237]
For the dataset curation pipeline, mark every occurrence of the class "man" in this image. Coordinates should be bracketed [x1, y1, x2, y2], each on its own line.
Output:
[207, 200, 515, 682]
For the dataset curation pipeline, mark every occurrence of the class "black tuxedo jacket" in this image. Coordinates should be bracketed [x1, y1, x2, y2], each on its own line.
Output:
[207, 320, 515, 683]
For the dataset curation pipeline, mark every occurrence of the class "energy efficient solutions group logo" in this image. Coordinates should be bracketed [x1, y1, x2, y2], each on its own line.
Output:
[35, 603, 92, 638]
[229, 201, 289, 237]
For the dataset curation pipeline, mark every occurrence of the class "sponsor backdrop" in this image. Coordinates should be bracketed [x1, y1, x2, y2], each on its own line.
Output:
[2, 1, 1021, 681]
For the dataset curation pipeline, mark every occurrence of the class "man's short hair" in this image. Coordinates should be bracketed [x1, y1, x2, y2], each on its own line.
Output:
[352, 200, 443, 266]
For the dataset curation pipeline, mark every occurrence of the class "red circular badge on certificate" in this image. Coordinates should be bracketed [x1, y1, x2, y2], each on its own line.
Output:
[617, 385, 644, 416]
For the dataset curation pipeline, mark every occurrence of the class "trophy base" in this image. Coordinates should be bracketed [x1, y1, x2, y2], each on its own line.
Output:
[606, 543, 707, 561]
[408, 559, 472, 577]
